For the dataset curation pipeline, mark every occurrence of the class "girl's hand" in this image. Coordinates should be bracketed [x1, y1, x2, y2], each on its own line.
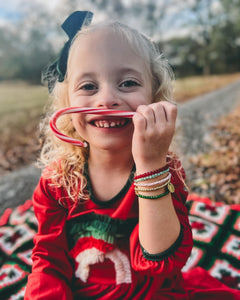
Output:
[132, 101, 177, 173]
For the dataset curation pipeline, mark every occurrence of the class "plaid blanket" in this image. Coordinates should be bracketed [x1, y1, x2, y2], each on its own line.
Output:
[184, 194, 240, 290]
[0, 195, 239, 299]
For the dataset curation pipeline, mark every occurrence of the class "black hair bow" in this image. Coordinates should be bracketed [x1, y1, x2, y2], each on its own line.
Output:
[45, 11, 93, 92]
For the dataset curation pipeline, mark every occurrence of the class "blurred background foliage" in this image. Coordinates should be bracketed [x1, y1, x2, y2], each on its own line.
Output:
[0, 0, 240, 201]
[0, 0, 239, 83]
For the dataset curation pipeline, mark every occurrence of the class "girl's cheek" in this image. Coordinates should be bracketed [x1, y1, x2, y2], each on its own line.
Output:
[68, 92, 83, 106]
[72, 116, 82, 130]
[69, 97, 79, 107]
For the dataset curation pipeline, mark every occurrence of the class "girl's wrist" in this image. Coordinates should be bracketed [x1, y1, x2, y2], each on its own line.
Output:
[134, 165, 169, 180]
[135, 159, 167, 175]
[134, 165, 175, 199]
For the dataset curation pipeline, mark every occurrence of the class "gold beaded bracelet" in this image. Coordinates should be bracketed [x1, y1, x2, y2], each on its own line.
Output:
[135, 181, 175, 195]
[134, 179, 171, 192]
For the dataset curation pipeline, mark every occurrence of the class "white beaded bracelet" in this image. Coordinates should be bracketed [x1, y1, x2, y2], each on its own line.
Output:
[134, 172, 171, 187]
[134, 179, 171, 192]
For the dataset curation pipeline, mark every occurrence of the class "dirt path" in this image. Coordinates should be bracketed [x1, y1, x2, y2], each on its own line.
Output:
[176, 80, 240, 174]
[0, 80, 240, 216]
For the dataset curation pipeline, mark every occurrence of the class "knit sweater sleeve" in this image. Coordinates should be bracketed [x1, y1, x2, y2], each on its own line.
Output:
[24, 176, 73, 300]
[129, 168, 193, 277]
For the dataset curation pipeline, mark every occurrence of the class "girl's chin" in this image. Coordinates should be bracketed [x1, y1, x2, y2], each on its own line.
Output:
[88, 137, 132, 152]
[76, 121, 134, 150]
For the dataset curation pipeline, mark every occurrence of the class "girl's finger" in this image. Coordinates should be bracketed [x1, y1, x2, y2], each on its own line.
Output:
[135, 105, 156, 129]
[152, 101, 177, 127]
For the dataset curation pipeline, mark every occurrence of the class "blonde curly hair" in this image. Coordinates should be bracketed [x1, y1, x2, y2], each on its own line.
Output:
[40, 20, 175, 202]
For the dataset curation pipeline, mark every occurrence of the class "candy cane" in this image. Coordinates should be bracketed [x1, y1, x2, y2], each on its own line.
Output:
[50, 107, 135, 147]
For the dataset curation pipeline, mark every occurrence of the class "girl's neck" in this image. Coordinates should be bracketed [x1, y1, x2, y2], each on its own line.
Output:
[88, 147, 134, 173]
[86, 148, 134, 202]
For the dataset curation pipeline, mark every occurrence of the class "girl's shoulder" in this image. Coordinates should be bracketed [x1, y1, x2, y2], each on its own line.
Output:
[35, 165, 76, 209]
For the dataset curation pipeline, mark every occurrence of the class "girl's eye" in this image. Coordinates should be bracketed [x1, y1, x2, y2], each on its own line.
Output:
[120, 80, 140, 88]
[80, 83, 98, 91]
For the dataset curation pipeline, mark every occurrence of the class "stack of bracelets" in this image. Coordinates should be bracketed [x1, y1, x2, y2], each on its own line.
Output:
[134, 165, 175, 199]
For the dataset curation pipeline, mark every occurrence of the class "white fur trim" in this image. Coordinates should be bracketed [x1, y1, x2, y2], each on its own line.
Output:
[75, 248, 104, 282]
[105, 249, 132, 285]
[74, 247, 132, 284]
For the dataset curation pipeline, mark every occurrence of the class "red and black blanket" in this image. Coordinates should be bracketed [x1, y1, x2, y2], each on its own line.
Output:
[0, 195, 240, 299]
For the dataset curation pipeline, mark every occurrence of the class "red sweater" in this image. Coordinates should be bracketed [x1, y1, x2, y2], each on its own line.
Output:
[25, 166, 193, 299]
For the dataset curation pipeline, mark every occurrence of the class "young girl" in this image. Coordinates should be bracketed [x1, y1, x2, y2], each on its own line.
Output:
[24, 10, 193, 299]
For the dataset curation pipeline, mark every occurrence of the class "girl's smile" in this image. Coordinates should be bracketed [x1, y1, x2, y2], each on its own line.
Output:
[67, 28, 152, 151]
[89, 117, 130, 129]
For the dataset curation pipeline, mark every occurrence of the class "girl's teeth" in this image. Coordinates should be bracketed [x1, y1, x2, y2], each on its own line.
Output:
[94, 120, 126, 128]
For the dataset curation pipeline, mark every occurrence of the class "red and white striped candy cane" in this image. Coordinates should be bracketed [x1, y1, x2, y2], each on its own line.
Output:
[50, 107, 135, 147]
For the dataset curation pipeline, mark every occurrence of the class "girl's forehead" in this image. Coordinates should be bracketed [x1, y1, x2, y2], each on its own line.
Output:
[73, 28, 128, 50]
[73, 26, 149, 59]
[70, 28, 149, 67]
[70, 29, 137, 62]
[67, 27, 152, 83]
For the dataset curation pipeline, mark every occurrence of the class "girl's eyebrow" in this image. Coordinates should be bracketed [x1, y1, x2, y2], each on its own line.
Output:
[73, 68, 144, 86]
[73, 72, 96, 87]
[77, 68, 142, 77]
[118, 68, 143, 78]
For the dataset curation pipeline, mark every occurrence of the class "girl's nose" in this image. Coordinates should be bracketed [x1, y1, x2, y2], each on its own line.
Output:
[95, 86, 120, 108]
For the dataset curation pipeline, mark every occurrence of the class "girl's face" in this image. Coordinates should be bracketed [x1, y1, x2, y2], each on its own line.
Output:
[67, 28, 152, 152]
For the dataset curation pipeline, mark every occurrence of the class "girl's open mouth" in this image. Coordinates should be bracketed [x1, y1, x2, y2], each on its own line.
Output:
[90, 118, 130, 128]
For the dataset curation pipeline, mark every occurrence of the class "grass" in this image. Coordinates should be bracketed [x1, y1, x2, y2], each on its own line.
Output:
[0, 73, 240, 174]
[0, 81, 48, 132]
[174, 73, 240, 102]
[0, 81, 48, 173]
